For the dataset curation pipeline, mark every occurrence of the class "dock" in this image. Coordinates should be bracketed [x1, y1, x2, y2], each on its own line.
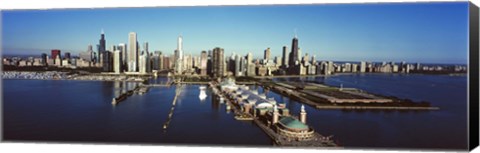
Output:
[263, 81, 439, 110]
[162, 85, 184, 130]
[111, 86, 138, 105]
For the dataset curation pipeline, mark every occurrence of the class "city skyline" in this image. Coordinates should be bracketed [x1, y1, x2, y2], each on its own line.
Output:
[2, 2, 469, 64]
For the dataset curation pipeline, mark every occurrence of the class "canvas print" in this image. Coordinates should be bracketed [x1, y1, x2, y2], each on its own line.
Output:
[1, 1, 476, 151]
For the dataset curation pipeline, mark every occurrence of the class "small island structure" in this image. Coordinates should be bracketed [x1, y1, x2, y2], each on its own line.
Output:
[211, 77, 338, 147]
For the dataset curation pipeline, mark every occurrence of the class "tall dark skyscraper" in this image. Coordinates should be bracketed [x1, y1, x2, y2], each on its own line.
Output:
[282, 46, 289, 68]
[289, 35, 298, 66]
[98, 29, 106, 60]
[212, 47, 224, 78]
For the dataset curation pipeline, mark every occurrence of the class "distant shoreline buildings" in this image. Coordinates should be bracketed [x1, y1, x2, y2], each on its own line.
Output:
[2, 29, 468, 76]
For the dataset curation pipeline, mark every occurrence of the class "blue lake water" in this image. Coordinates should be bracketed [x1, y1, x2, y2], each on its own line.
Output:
[2, 73, 468, 150]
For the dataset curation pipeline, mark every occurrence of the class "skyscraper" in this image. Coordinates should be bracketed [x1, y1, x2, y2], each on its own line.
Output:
[128, 32, 138, 72]
[113, 50, 121, 74]
[264, 47, 271, 61]
[118, 43, 127, 72]
[212, 47, 224, 78]
[289, 34, 299, 66]
[175, 35, 184, 74]
[99, 29, 106, 60]
[178, 35, 183, 60]
[143, 42, 150, 73]
[200, 51, 207, 75]
[139, 51, 147, 74]
[102, 51, 113, 72]
[246, 52, 255, 76]
[234, 54, 241, 76]
[282, 46, 289, 68]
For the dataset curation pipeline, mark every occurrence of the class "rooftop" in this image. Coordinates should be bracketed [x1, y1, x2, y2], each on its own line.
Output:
[278, 116, 308, 130]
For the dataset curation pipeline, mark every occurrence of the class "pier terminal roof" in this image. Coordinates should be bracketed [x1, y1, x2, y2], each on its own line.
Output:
[278, 116, 309, 130]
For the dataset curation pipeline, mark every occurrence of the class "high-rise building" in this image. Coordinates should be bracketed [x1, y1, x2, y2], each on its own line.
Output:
[64, 52, 71, 59]
[159, 53, 165, 70]
[282, 46, 289, 68]
[297, 48, 302, 63]
[51, 49, 61, 64]
[99, 29, 106, 60]
[303, 53, 309, 65]
[212, 47, 224, 78]
[360, 61, 366, 73]
[239, 56, 246, 76]
[234, 54, 241, 76]
[207, 50, 213, 75]
[118, 43, 127, 72]
[102, 51, 113, 72]
[246, 52, 253, 65]
[113, 50, 121, 74]
[264, 47, 271, 60]
[152, 51, 161, 70]
[139, 51, 147, 74]
[186, 54, 192, 71]
[178, 35, 183, 61]
[274, 56, 281, 67]
[289, 34, 299, 66]
[175, 35, 184, 74]
[246, 52, 255, 76]
[200, 51, 207, 75]
[311, 55, 316, 65]
[128, 32, 138, 72]
[228, 53, 236, 74]
[143, 42, 150, 73]
[41, 53, 48, 66]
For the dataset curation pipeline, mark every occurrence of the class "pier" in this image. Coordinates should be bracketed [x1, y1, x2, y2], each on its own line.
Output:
[111, 86, 138, 105]
[261, 81, 439, 111]
[210, 80, 338, 147]
[112, 80, 173, 105]
[162, 85, 184, 130]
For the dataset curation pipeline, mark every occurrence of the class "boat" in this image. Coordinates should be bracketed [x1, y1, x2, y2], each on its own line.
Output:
[199, 86, 207, 100]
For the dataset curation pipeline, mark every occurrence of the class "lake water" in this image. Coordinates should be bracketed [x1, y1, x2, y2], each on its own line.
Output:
[2, 73, 468, 150]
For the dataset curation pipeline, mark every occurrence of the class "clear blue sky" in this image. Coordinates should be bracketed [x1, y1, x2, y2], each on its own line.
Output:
[2, 2, 469, 64]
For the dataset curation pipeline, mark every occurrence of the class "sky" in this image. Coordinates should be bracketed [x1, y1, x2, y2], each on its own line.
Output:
[1, 2, 470, 64]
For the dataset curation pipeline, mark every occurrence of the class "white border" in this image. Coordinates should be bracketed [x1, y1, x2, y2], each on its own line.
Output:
[1, 0, 479, 153]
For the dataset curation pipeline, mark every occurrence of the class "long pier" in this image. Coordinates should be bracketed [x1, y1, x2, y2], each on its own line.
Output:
[112, 80, 173, 105]
[111, 86, 139, 105]
[162, 85, 184, 130]
[263, 82, 439, 110]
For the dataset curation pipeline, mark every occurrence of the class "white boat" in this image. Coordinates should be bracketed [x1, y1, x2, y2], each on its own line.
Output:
[199, 88, 207, 100]
[199, 86, 207, 90]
